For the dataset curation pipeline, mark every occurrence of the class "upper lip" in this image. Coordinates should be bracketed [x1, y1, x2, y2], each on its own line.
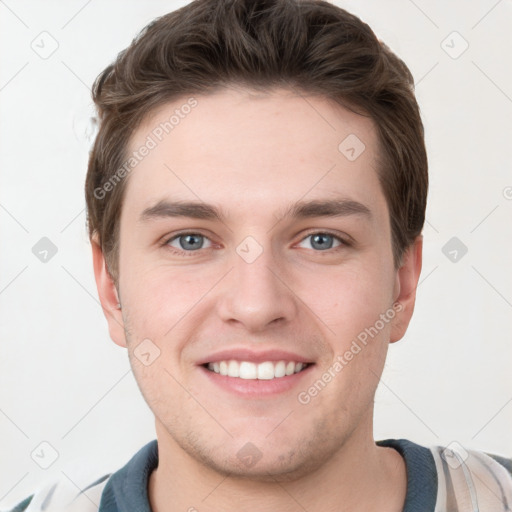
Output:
[197, 348, 315, 365]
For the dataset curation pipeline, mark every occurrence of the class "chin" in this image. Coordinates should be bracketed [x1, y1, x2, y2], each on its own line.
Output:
[179, 428, 334, 483]
[205, 450, 324, 483]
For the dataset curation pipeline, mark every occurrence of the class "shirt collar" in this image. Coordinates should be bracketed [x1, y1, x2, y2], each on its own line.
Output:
[99, 438, 437, 512]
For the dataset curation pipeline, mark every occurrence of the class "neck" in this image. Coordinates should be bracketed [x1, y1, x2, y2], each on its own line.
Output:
[148, 417, 407, 512]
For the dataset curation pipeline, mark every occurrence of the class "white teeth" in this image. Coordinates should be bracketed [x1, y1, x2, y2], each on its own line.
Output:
[239, 361, 257, 379]
[206, 360, 309, 380]
[227, 360, 239, 378]
[257, 361, 275, 380]
[274, 361, 286, 378]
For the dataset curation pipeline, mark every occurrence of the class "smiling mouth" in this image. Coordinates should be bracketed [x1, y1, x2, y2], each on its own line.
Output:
[203, 360, 312, 380]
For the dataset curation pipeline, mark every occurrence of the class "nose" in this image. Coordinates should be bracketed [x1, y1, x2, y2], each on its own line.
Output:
[216, 241, 299, 333]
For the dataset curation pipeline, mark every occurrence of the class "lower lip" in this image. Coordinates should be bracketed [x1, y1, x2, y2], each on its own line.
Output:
[199, 365, 314, 398]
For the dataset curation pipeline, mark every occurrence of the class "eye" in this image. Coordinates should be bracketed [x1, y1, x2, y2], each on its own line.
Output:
[166, 233, 213, 252]
[163, 231, 349, 256]
[297, 232, 346, 251]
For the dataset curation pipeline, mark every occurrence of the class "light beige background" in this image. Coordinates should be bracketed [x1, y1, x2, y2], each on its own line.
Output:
[1, 0, 511, 507]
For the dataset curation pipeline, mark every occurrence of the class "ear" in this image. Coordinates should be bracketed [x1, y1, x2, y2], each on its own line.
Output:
[91, 235, 127, 348]
[389, 236, 423, 343]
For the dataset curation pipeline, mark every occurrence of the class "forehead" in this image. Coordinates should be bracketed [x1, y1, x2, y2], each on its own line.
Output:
[122, 87, 385, 219]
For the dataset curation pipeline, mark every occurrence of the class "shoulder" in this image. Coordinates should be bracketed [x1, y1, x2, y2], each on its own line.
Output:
[3, 496, 33, 512]
[486, 452, 512, 477]
[429, 443, 512, 510]
[2, 440, 159, 512]
[429, 442, 512, 478]
[2, 474, 111, 512]
[3, 439, 158, 512]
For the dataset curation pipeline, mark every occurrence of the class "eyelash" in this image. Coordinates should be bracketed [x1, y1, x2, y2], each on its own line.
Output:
[161, 230, 351, 257]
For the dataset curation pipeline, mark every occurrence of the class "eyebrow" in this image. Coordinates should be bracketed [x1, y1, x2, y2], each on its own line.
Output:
[139, 198, 372, 223]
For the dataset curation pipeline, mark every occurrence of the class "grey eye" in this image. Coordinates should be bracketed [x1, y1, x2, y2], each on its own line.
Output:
[168, 233, 211, 251]
[298, 233, 342, 251]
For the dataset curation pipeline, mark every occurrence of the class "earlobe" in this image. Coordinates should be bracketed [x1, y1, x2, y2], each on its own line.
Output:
[91, 236, 127, 348]
[389, 236, 423, 343]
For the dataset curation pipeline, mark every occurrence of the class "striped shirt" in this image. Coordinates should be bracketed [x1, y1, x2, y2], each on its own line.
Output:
[5, 439, 512, 512]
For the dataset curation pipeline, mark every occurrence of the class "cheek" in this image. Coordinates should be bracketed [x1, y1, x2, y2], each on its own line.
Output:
[120, 264, 216, 348]
[309, 261, 396, 348]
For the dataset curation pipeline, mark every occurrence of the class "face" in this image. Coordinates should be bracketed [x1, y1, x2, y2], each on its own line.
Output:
[93, 87, 421, 481]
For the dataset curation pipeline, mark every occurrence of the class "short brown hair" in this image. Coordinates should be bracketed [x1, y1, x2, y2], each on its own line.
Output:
[85, 0, 428, 283]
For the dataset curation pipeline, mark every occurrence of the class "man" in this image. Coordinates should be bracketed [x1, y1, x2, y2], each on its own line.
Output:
[8, 0, 511, 511]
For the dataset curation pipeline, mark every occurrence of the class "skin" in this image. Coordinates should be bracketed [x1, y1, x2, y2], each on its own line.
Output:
[92, 87, 422, 512]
